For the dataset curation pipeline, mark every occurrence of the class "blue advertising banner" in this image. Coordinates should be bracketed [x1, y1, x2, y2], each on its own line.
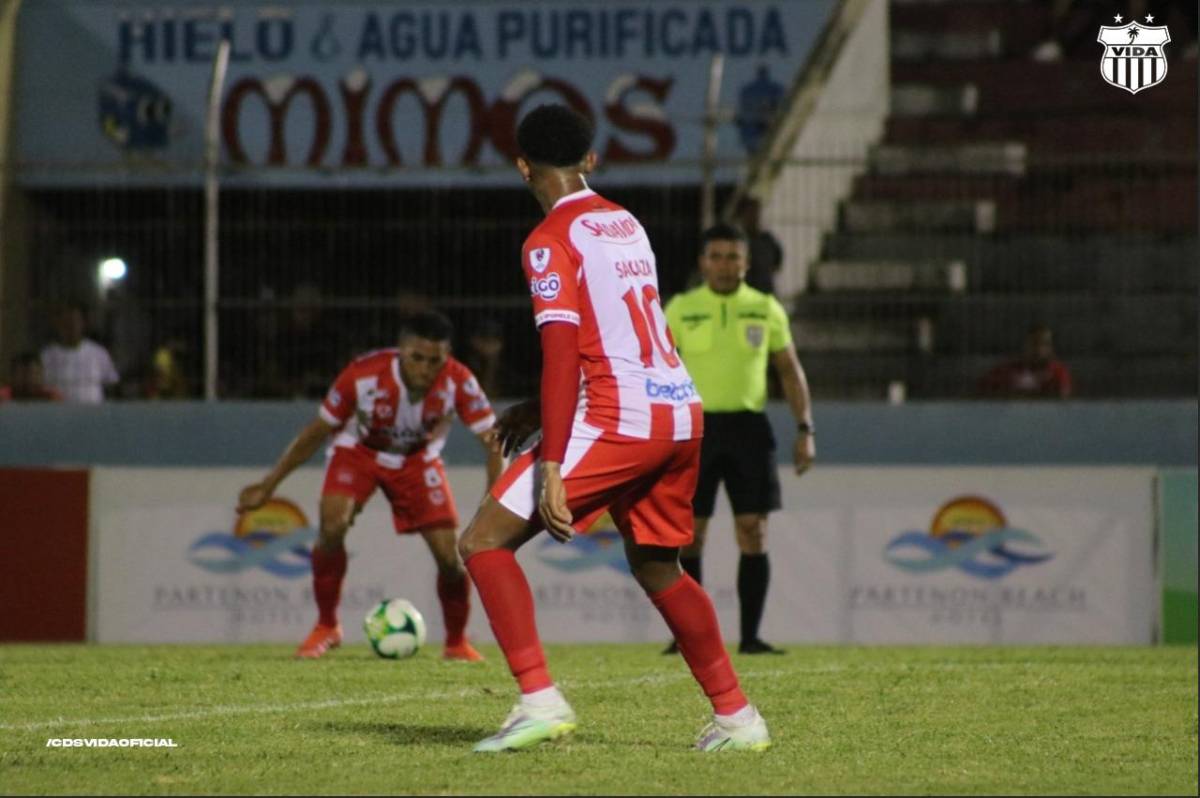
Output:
[13, 0, 834, 185]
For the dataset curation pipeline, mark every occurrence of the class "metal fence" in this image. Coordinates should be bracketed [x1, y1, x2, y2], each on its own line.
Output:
[4, 170, 733, 401]
[3, 151, 1195, 402]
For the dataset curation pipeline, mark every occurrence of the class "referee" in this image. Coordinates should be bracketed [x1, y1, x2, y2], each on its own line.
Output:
[663, 222, 815, 655]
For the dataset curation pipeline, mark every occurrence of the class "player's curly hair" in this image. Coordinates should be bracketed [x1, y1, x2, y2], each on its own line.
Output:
[516, 104, 595, 167]
[400, 310, 454, 343]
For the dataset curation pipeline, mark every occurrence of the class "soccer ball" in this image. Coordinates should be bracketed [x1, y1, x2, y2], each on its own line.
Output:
[363, 598, 427, 659]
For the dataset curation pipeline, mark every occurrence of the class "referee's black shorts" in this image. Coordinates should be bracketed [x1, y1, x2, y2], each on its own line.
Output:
[692, 411, 782, 518]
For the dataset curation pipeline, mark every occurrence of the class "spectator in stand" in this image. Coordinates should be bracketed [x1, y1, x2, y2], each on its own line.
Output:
[259, 282, 346, 399]
[40, 303, 120, 403]
[143, 338, 191, 399]
[460, 317, 506, 399]
[978, 325, 1073, 399]
[734, 196, 784, 297]
[0, 352, 63, 402]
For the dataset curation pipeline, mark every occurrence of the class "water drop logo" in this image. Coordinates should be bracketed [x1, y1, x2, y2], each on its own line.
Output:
[187, 498, 317, 579]
[535, 514, 631, 575]
[884, 496, 1052, 580]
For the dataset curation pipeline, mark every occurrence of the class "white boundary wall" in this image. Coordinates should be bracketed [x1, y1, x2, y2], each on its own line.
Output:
[90, 466, 1156, 645]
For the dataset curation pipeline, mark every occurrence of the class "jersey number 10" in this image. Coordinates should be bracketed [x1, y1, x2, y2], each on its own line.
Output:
[621, 285, 681, 369]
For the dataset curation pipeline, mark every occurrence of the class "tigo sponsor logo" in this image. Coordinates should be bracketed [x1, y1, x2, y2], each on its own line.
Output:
[530, 273, 562, 301]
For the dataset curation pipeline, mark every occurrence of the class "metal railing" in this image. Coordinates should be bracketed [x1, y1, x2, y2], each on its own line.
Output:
[1, 150, 1195, 401]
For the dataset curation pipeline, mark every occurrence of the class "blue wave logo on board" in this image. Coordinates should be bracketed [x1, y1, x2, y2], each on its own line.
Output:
[883, 496, 1053, 580]
[187, 498, 316, 579]
[535, 528, 631, 575]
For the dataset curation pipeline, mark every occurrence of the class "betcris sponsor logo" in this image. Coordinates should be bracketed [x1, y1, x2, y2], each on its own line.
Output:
[645, 377, 696, 402]
[530, 272, 561, 301]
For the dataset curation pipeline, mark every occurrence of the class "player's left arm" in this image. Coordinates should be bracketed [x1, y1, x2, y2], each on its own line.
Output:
[521, 232, 581, 542]
[766, 298, 815, 476]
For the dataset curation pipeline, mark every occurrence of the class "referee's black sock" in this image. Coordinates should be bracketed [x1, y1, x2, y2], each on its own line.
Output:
[737, 553, 770, 643]
[680, 555, 703, 585]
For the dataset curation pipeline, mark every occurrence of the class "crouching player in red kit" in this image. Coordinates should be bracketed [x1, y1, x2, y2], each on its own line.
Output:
[458, 105, 771, 752]
[238, 311, 503, 661]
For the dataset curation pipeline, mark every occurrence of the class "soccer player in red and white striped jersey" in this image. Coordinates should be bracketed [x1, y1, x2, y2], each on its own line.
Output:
[238, 311, 502, 662]
[459, 104, 770, 753]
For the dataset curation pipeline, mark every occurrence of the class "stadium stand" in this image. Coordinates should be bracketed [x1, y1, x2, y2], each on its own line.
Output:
[796, 0, 1198, 398]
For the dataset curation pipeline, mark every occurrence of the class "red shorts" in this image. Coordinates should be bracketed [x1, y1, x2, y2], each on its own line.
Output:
[322, 446, 459, 533]
[490, 433, 700, 548]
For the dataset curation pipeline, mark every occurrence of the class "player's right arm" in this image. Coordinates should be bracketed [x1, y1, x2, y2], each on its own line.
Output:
[237, 417, 337, 512]
[237, 363, 356, 512]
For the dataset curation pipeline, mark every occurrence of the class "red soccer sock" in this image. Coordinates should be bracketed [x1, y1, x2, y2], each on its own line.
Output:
[311, 545, 348, 627]
[465, 549, 553, 693]
[437, 570, 472, 648]
[650, 573, 749, 716]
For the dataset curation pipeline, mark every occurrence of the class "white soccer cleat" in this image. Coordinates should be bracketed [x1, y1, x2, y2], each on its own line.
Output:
[694, 706, 771, 752]
[473, 700, 577, 752]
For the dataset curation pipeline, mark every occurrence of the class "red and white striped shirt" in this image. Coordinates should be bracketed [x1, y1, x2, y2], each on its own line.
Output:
[522, 188, 702, 442]
[319, 349, 495, 469]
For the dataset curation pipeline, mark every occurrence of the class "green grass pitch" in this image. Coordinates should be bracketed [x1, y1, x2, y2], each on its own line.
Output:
[1, 643, 1195, 795]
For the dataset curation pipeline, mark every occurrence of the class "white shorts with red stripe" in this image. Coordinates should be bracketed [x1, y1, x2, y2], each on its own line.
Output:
[490, 422, 702, 549]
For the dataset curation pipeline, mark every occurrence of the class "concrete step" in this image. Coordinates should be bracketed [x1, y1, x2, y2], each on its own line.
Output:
[892, 1, 1044, 32]
[892, 29, 1004, 61]
[799, 351, 1196, 399]
[917, 354, 1197, 399]
[884, 115, 1197, 156]
[842, 199, 997, 233]
[811, 259, 968, 293]
[790, 293, 1197, 358]
[794, 352, 920, 401]
[848, 173, 1197, 234]
[791, 318, 913, 353]
[891, 2, 1047, 56]
[891, 83, 978, 116]
[821, 233, 1199, 294]
[892, 62, 1196, 114]
[891, 0, 1027, 6]
[870, 142, 1027, 175]
[936, 296, 1197, 356]
[1108, 296, 1200, 354]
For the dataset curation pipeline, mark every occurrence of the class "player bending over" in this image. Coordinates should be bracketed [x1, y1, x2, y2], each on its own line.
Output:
[457, 104, 771, 753]
[237, 311, 503, 662]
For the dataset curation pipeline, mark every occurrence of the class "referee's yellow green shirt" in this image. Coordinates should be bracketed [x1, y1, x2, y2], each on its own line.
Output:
[665, 282, 792, 413]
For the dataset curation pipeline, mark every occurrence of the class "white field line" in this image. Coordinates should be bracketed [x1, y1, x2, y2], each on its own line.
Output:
[0, 659, 1129, 734]
[0, 668, 789, 733]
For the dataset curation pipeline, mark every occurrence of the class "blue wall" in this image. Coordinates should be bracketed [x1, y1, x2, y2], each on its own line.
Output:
[0, 400, 1194, 467]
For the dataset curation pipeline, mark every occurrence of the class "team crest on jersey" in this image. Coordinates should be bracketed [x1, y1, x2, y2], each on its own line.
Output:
[1097, 17, 1170, 94]
[744, 324, 765, 348]
[529, 247, 552, 274]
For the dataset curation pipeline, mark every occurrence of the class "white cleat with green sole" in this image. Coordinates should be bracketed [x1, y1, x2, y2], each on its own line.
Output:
[473, 702, 577, 753]
[694, 706, 771, 752]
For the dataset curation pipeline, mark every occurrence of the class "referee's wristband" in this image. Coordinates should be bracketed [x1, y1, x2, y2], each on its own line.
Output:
[797, 422, 815, 435]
